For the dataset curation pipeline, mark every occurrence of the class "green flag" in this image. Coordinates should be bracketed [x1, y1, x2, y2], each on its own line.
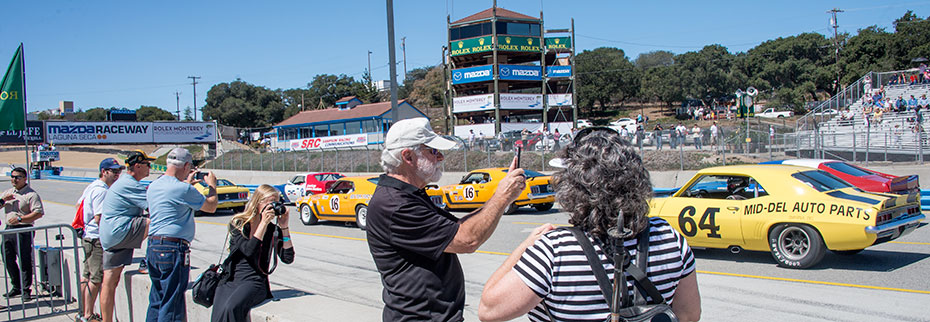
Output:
[0, 44, 25, 131]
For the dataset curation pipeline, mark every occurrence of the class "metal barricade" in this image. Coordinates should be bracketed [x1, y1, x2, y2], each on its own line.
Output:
[0, 224, 82, 321]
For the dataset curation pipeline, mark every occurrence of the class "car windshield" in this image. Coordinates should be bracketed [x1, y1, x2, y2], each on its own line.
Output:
[202, 179, 235, 187]
[503, 169, 545, 177]
[824, 162, 875, 177]
[316, 173, 344, 181]
[291, 175, 304, 184]
[792, 170, 853, 192]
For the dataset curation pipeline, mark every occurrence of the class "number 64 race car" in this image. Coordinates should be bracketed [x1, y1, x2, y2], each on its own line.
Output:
[650, 165, 925, 268]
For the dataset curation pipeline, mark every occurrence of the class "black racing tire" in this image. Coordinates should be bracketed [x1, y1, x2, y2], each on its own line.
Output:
[300, 204, 318, 226]
[831, 249, 864, 256]
[768, 224, 826, 269]
[503, 202, 518, 215]
[356, 205, 368, 231]
[533, 203, 554, 211]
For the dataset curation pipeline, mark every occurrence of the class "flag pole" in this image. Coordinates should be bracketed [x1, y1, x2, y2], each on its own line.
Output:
[19, 43, 30, 179]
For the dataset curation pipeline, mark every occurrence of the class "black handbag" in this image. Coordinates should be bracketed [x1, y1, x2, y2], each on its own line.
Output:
[544, 212, 678, 322]
[192, 231, 231, 308]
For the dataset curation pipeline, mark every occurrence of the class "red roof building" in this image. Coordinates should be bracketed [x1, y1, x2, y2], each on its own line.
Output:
[273, 99, 427, 150]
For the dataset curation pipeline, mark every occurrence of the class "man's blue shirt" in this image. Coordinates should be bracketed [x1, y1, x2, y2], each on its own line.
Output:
[146, 175, 204, 242]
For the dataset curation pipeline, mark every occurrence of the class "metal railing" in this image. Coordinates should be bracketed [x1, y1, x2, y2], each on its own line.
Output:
[1, 224, 82, 321]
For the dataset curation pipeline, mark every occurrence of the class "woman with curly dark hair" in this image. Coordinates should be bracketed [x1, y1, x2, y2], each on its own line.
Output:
[479, 128, 701, 322]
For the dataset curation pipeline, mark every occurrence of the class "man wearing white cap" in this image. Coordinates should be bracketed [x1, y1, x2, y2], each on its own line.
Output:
[366, 117, 527, 321]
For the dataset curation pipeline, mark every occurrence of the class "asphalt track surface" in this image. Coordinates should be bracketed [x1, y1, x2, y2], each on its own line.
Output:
[2, 178, 928, 321]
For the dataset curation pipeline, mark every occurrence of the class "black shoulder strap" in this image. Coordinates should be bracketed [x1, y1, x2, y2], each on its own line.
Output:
[626, 229, 667, 305]
[567, 227, 613, 302]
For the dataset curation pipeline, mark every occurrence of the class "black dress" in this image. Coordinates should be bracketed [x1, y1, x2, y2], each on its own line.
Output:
[211, 222, 295, 322]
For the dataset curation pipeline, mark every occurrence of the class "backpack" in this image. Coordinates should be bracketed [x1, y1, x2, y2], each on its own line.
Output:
[71, 198, 85, 238]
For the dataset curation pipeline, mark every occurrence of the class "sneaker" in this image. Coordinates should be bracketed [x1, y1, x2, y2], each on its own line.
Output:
[2, 289, 21, 298]
[21, 290, 32, 302]
[138, 259, 148, 274]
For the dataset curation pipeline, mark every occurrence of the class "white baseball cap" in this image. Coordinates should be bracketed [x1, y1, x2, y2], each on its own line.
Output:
[385, 117, 456, 150]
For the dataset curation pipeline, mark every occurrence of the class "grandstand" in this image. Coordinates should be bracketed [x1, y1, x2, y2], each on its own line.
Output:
[792, 69, 930, 162]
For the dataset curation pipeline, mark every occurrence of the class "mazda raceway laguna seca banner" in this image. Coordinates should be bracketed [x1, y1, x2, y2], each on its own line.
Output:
[44, 121, 217, 144]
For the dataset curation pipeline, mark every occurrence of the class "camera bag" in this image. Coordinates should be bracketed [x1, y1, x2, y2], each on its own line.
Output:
[543, 226, 677, 322]
[192, 231, 231, 308]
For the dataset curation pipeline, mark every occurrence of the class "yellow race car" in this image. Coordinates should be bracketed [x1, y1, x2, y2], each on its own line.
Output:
[428, 168, 556, 215]
[651, 165, 924, 268]
[296, 176, 379, 230]
[194, 178, 250, 216]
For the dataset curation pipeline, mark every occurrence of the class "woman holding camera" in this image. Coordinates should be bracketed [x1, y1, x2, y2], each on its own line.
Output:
[212, 185, 295, 322]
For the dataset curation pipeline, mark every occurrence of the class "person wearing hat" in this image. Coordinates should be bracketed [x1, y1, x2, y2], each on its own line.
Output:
[98, 150, 155, 322]
[76, 158, 124, 322]
[366, 117, 528, 321]
[145, 148, 218, 322]
[1, 167, 44, 301]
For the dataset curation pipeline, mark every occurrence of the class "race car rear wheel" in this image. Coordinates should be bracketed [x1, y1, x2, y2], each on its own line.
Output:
[768, 224, 825, 269]
[300, 204, 318, 225]
[356, 205, 368, 231]
[533, 203, 554, 211]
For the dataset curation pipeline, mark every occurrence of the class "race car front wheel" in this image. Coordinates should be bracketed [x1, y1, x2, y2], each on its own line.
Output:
[768, 224, 825, 269]
[356, 205, 368, 231]
[300, 204, 319, 225]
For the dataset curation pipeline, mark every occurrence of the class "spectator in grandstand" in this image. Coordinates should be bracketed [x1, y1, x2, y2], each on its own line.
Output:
[911, 73, 919, 85]
[477, 129, 701, 322]
[920, 94, 930, 110]
[897, 96, 907, 112]
[909, 95, 919, 110]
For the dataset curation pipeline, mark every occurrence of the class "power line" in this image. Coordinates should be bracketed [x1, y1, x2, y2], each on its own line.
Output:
[188, 76, 201, 121]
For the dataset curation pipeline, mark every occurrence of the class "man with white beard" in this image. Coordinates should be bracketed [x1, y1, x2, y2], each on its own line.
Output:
[366, 117, 527, 321]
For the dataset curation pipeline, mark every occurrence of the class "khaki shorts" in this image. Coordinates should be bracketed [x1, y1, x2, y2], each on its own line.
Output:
[82, 239, 104, 283]
[102, 216, 147, 270]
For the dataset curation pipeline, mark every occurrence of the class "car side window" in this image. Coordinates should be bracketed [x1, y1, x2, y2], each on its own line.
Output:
[462, 173, 488, 184]
[329, 181, 353, 194]
[292, 176, 304, 184]
[682, 175, 768, 200]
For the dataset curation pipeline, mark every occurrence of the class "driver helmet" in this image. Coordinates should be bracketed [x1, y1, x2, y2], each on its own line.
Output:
[727, 176, 748, 192]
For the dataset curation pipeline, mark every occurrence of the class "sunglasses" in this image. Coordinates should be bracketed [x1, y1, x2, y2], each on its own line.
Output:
[419, 146, 441, 156]
[10, 175, 25, 179]
[107, 169, 123, 174]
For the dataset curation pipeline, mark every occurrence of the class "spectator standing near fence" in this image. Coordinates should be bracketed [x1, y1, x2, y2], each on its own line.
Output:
[653, 123, 664, 150]
[99, 151, 155, 322]
[1, 167, 44, 301]
[468, 130, 476, 149]
[691, 124, 703, 150]
[676, 123, 688, 148]
[145, 148, 218, 322]
[710, 121, 719, 151]
[77, 158, 123, 322]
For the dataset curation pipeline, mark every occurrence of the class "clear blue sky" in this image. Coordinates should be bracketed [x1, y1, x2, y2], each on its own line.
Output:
[3, 0, 928, 119]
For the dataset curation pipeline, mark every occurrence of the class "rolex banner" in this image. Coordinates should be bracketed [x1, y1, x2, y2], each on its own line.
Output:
[0, 44, 25, 131]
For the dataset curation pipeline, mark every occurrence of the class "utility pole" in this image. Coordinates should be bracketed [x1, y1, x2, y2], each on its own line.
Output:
[367, 50, 373, 87]
[402, 37, 407, 85]
[301, 93, 305, 111]
[828, 8, 844, 95]
[386, 0, 399, 124]
[175, 91, 181, 120]
[188, 76, 201, 121]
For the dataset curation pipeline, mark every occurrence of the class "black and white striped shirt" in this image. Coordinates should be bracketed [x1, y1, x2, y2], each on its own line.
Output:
[514, 217, 696, 322]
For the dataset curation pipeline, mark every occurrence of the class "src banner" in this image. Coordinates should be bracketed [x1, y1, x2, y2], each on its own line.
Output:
[45, 121, 217, 144]
[0, 121, 44, 145]
[288, 133, 368, 151]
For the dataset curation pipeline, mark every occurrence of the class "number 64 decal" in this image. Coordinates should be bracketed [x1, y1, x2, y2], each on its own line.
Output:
[678, 206, 722, 238]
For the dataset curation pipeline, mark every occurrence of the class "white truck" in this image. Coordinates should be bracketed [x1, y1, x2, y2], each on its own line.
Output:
[757, 108, 793, 118]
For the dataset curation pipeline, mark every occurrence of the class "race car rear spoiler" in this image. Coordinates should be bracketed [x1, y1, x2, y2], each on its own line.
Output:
[889, 175, 919, 194]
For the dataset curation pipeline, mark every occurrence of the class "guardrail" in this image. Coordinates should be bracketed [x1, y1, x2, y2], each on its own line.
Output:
[0, 224, 82, 321]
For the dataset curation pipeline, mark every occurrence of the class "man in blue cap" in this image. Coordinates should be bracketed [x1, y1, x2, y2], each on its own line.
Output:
[76, 158, 123, 322]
